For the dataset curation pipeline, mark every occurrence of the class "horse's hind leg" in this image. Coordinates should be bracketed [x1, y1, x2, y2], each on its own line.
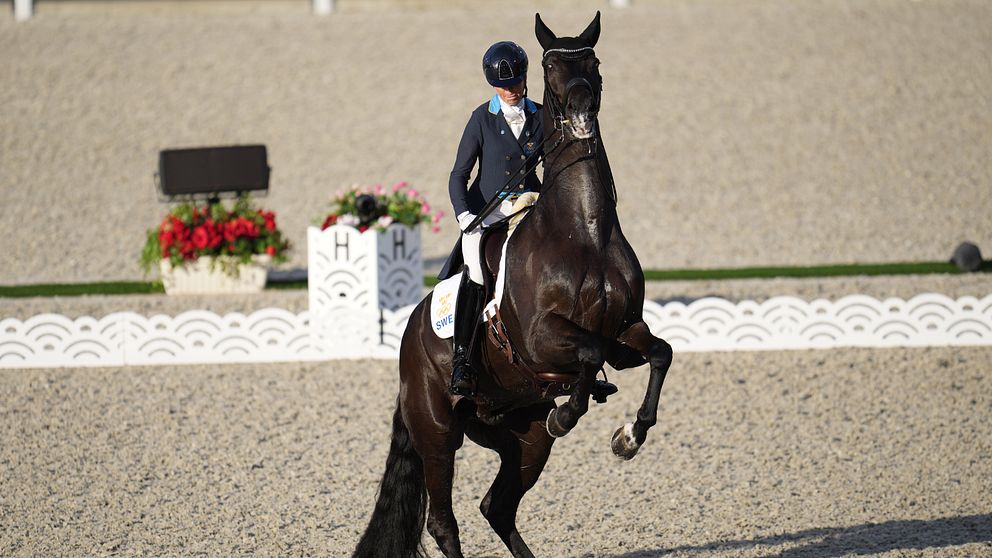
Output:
[406, 395, 466, 558]
[479, 410, 555, 558]
[611, 321, 673, 460]
[423, 449, 464, 557]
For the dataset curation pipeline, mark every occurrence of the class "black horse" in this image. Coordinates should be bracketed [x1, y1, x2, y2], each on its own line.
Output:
[353, 12, 673, 558]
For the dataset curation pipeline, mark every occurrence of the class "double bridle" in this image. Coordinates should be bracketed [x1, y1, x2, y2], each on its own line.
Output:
[541, 46, 602, 133]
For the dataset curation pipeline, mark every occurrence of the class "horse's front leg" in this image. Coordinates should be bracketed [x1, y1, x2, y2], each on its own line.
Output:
[530, 314, 605, 438]
[611, 321, 673, 459]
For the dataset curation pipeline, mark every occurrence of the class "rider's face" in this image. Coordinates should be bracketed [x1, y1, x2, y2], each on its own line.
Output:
[495, 80, 526, 106]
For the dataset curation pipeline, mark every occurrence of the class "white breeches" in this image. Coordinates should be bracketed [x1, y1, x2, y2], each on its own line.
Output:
[461, 199, 515, 285]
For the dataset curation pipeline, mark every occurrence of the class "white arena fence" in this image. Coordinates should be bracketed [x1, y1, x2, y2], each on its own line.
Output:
[2, 293, 991, 369]
[2, 226, 990, 368]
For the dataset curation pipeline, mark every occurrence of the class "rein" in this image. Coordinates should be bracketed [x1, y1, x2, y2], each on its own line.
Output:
[463, 121, 565, 233]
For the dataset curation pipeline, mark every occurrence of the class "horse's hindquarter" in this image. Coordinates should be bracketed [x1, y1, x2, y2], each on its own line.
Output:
[398, 294, 457, 412]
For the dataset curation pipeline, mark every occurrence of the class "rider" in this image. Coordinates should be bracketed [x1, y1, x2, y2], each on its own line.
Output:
[440, 40, 544, 397]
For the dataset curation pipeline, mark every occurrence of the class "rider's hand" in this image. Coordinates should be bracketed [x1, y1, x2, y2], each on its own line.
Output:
[457, 212, 479, 232]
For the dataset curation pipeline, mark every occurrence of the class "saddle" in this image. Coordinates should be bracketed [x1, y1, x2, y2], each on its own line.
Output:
[472, 217, 618, 406]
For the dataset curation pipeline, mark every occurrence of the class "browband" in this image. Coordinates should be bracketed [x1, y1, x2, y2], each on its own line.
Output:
[542, 46, 595, 60]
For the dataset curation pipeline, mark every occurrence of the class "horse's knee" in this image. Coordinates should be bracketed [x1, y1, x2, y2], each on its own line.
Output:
[576, 344, 603, 371]
[650, 339, 673, 369]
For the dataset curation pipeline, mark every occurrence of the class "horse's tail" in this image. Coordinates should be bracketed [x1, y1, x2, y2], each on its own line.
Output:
[352, 402, 427, 558]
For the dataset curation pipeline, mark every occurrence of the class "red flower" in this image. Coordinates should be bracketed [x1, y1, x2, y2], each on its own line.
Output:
[159, 229, 175, 249]
[358, 225, 369, 233]
[265, 245, 276, 256]
[191, 226, 209, 250]
[223, 221, 238, 243]
[161, 246, 170, 258]
[321, 214, 337, 230]
[180, 240, 196, 260]
[244, 219, 259, 238]
[263, 212, 276, 232]
[204, 219, 222, 249]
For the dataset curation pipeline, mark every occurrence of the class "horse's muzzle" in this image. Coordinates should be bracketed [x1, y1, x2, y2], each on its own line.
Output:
[563, 77, 598, 139]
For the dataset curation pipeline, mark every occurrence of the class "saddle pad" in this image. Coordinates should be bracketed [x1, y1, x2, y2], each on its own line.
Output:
[429, 274, 461, 339]
[485, 195, 537, 329]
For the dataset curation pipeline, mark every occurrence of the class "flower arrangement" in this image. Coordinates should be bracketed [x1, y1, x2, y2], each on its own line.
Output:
[319, 182, 444, 233]
[140, 195, 290, 275]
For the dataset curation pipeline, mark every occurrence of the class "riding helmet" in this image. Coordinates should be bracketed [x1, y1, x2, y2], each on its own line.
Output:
[483, 41, 528, 87]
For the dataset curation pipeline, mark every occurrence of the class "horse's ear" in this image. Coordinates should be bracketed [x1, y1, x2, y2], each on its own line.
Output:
[535, 13, 556, 51]
[578, 11, 601, 47]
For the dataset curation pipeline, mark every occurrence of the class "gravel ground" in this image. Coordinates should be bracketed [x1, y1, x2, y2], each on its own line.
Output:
[1, 346, 989, 557]
[2, 0, 991, 284]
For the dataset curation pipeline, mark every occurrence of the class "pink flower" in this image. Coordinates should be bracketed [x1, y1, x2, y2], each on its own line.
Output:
[406, 188, 419, 199]
[420, 201, 431, 214]
[432, 225, 441, 233]
[432, 210, 444, 223]
[392, 181, 407, 193]
[373, 184, 384, 195]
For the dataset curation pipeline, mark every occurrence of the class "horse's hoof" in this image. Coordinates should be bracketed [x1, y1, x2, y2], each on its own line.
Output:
[611, 423, 641, 460]
[546, 408, 571, 438]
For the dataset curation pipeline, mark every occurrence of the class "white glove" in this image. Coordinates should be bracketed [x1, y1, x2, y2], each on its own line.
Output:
[457, 212, 479, 232]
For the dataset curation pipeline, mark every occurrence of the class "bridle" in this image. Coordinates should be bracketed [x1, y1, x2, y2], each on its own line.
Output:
[541, 46, 602, 133]
[539, 47, 617, 204]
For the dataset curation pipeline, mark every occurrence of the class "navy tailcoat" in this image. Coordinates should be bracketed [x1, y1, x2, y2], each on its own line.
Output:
[438, 95, 544, 279]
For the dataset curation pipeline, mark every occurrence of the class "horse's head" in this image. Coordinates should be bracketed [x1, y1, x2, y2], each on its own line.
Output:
[536, 11, 603, 140]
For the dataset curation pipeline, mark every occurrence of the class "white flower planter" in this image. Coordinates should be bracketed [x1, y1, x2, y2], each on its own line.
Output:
[307, 224, 422, 356]
[160, 255, 271, 295]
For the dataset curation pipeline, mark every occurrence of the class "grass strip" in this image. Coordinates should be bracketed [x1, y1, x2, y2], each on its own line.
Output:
[1, 261, 984, 298]
[641, 261, 978, 281]
[0, 281, 165, 298]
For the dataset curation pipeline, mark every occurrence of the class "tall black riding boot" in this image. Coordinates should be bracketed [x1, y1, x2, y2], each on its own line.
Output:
[450, 273, 486, 397]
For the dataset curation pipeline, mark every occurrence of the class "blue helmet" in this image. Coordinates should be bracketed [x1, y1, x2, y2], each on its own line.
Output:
[483, 41, 528, 87]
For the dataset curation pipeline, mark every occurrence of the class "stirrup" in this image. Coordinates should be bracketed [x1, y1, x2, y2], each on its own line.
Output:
[591, 379, 618, 404]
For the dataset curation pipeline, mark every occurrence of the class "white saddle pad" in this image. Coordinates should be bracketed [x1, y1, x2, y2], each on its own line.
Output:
[429, 274, 461, 339]
[428, 260, 507, 341]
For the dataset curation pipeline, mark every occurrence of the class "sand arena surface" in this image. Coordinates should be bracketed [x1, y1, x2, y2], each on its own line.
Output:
[1, 347, 990, 557]
[1, 0, 991, 284]
[2, 1, 991, 556]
